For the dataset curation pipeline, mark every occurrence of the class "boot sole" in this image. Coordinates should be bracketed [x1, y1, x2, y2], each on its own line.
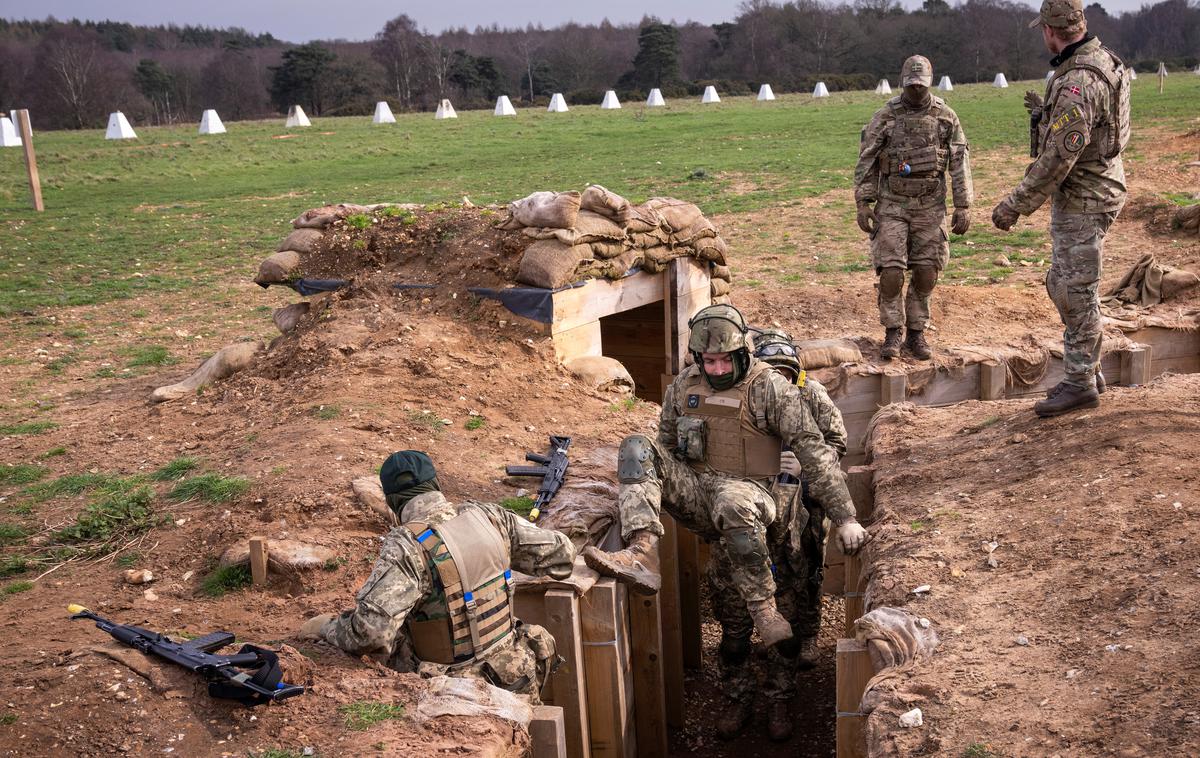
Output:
[1034, 396, 1100, 418]
[582, 550, 660, 595]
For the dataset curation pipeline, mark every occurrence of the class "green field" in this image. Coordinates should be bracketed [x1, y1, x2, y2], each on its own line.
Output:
[1, 77, 1197, 315]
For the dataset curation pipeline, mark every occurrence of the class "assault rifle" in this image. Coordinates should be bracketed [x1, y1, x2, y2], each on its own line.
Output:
[505, 435, 571, 521]
[69, 604, 306, 706]
[1030, 109, 1042, 158]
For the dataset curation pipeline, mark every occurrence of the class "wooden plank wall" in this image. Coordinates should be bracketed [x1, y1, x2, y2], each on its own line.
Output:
[601, 302, 668, 404]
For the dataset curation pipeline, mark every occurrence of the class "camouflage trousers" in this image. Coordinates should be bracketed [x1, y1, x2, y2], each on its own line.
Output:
[710, 483, 829, 703]
[1047, 207, 1117, 389]
[870, 203, 948, 330]
[617, 435, 778, 603]
[414, 622, 557, 705]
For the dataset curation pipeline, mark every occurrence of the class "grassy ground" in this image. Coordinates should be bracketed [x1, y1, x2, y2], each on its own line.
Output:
[1, 77, 1197, 315]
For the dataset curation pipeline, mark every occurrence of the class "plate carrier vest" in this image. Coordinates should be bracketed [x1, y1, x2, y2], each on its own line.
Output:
[680, 361, 783, 479]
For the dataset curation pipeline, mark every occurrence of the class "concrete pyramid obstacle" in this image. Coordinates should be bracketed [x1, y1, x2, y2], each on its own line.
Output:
[1194, 65, 1200, 75]
[286, 105, 311, 127]
[646, 88, 666, 107]
[993, 73, 1009, 88]
[600, 90, 621, 109]
[875, 79, 892, 95]
[0, 115, 21, 147]
[373, 101, 396, 124]
[938, 75, 953, 91]
[434, 99, 457, 119]
[1157, 62, 1167, 77]
[548, 93, 569, 113]
[198, 109, 226, 135]
[813, 81, 829, 97]
[701, 85, 720, 103]
[105, 111, 137, 140]
[494, 95, 517, 116]
[757, 83, 776, 101]
[1130, 69, 1138, 80]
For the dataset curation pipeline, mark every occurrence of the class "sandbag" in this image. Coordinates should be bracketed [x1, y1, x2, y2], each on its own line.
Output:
[693, 235, 728, 264]
[292, 204, 373, 229]
[794, 338, 863, 370]
[564, 355, 635, 392]
[710, 278, 732, 297]
[151, 341, 265, 402]
[273, 302, 310, 334]
[506, 191, 581, 230]
[643, 197, 703, 232]
[1171, 204, 1199, 234]
[588, 240, 627, 259]
[596, 248, 642, 279]
[255, 250, 301, 285]
[620, 202, 666, 233]
[580, 184, 630, 221]
[516, 239, 591, 289]
[711, 264, 732, 281]
[1103, 253, 1200, 306]
[525, 210, 626, 246]
[277, 229, 324, 254]
[628, 229, 671, 249]
[672, 217, 718, 246]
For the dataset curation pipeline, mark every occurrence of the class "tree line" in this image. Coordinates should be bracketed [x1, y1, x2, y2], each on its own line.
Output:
[2, 0, 1198, 131]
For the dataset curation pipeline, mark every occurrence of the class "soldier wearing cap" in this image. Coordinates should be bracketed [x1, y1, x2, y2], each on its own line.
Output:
[993, 0, 1129, 417]
[854, 55, 974, 362]
[298, 451, 575, 703]
[582, 305, 867, 740]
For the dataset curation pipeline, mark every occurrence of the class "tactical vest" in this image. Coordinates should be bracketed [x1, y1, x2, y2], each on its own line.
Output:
[1044, 42, 1130, 161]
[679, 362, 782, 479]
[880, 98, 949, 199]
[404, 507, 515, 665]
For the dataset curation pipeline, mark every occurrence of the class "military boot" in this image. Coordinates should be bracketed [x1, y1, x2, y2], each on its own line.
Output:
[747, 598, 794, 647]
[715, 698, 755, 740]
[1096, 368, 1106, 394]
[904, 329, 932, 360]
[880, 328, 902, 360]
[767, 701, 793, 742]
[1033, 383, 1099, 418]
[582, 530, 661, 595]
[796, 637, 820, 670]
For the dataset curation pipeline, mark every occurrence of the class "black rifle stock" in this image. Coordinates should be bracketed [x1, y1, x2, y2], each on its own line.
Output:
[504, 435, 571, 520]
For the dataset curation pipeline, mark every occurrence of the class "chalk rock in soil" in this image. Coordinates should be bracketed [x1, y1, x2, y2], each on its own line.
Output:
[254, 250, 302, 286]
[564, 356, 634, 392]
[352, 475, 397, 526]
[151, 341, 264, 403]
[273, 302, 310, 334]
[122, 569, 154, 585]
[899, 707, 923, 728]
[277, 228, 325, 254]
[219, 539, 336, 572]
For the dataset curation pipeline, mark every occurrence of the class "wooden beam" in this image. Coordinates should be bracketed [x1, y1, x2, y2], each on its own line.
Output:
[676, 529, 703, 669]
[543, 589, 592, 758]
[1120, 345, 1152, 387]
[628, 593, 668, 758]
[878, 372, 906, 407]
[979, 361, 1006, 400]
[836, 639, 875, 758]
[552, 320, 603, 363]
[531, 705, 568, 758]
[658, 515, 685, 728]
[553, 273, 664, 333]
[843, 552, 864, 638]
[248, 537, 268, 586]
[845, 466, 875, 523]
[15, 110, 43, 212]
[580, 579, 633, 758]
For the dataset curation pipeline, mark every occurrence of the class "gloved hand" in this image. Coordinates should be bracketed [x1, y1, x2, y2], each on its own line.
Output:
[856, 201, 878, 236]
[298, 613, 335, 640]
[991, 199, 1020, 231]
[1023, 90, 1044, 117]
[779, 451, 802, 478]
[836, 521, 869, 554]
[951, 207, 971, 235]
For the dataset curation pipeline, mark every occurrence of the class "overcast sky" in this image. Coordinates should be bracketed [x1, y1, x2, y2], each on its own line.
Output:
[2, 0, 1151, 43]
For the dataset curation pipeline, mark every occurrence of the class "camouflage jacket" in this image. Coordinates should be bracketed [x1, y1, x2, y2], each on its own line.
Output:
[795, 372, 847, 458]
[854, 95, 973, 212]
[320, 495, 575, 662]
[658, 360, 856, 524]
[1008, 37, 1127, 215]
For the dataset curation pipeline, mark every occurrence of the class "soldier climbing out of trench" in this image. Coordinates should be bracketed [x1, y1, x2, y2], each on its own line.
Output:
[298, 450, 575, 703]
[854, 54, 974, 362]
[582, 304, 868, 739]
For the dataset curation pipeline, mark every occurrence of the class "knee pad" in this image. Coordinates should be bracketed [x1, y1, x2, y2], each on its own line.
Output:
[719, 633, 752, 665]
[878, 267, 905, 299]
[910, 265, 938, 296]
[617, 434, 655, 484]
[722, 527, 767, 566]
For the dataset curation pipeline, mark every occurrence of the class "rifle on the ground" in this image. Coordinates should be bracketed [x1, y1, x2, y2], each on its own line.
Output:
[69, 604, 306, 706]
[505, 435, 571, 521]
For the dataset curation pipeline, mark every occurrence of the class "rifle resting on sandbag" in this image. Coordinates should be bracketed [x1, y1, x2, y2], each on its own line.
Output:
[69, 604, 306, 706]
[505, 434, 571, 521]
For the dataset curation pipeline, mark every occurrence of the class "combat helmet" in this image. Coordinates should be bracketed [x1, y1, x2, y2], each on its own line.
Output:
[753, 328, 802, 383]
[688, 304, 752, 389]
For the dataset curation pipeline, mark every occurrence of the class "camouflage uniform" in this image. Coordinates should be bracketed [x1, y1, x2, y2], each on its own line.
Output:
[854, 61, 973, 332]
[319, 493, 575, 703]
[1001, 32, 1128, 390]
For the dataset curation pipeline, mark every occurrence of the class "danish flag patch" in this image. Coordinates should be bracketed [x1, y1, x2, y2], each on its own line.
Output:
[1068, 85, 1081, 96]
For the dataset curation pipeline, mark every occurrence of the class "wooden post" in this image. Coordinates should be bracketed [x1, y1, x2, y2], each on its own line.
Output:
[676, 528, 703, 669]
[1158, 62, 1165, 94]
[248, 538, 268, 585]
[843, 552, 864, 638]
[845, 466, 875, 523]
[979, 361, 1006, 401]
[1120, 346, 1151, 387]
[15, 110, 43, 212]
[531, 705, 568, 758]
[543, 589, 591, 758]
[658, 515, 685, 728]
[836, 639, 875, 758]
[628, 593, 668, 758]
[580, 579, 633, 758]
[879, 372, 907, 407]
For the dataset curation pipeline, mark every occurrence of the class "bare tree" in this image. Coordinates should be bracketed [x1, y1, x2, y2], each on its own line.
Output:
[38, 27, 100, 128]
[373, 15, 422, 109]
[422, 35, 455, 100]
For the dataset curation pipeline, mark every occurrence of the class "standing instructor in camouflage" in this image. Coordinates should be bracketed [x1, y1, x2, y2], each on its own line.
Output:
[855, 55, 974, 361]
[993, 0, 1129, 417]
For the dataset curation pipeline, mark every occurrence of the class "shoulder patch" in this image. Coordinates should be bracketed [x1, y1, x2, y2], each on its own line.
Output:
[687, 394, 700, 409]
[1063, 130, 1086, 152]
[1050, 104, 1084, 132]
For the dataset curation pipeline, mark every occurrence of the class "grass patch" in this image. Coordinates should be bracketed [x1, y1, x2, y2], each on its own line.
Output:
[323, 556, 346, 571]
[200, 564, 252, 597]
[52, 482, 156, 544]
[115, 551, 143, 567]
[608, 397, 640, 412]
[150, 456, 201, 481]
[0, 464, 48, 487]
[345, 213, 372, 230]
[0, 556, 29, 578]
[909, 519, 927, 533]
[500, 496, 535, 518]
[22, 472, 121, 502]
[340, 701, 406, 731]
[124, 345, 178, 369]
[309, 404, 341, 420]
[0, 713, 16, 725]
[167, 473, 250, 503]
[0, 421, 58, 436]
[406, 409, 444, 433]
[465, 415, 485, 430]
[0, 524, 29, 544]
[37, 447, 67, 459]
[963, 744, 1000, 758]
[2, 581, 34, 597]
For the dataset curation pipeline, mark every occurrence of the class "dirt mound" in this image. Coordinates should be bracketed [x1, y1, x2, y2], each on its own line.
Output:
[859, 374, 1200, 757]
